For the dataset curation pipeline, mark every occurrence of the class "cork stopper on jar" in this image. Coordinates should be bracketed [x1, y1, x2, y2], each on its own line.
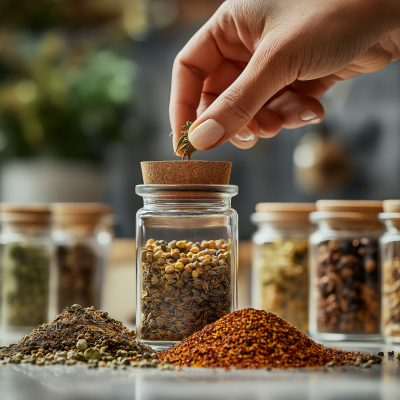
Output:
[383, 200, 400, 213]
[51, 203, 112, 225]
[312, 200, 383, 229]
[0, 203, 51, 226]
[141, 161, 232, 185]
[253, 203, 316, 224]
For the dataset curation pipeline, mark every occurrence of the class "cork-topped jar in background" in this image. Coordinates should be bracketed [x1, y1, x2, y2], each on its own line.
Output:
[251, 203, 315, 333]
[0, 204, 52, 329]
[137, 161, 238, 349]
[309, 200, 383, 341]
[51, 203, 113, 313]
[379, 200, 400, 343]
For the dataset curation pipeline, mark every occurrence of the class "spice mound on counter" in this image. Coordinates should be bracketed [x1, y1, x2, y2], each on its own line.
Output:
[0, 304, 172, 370]
[159, 308, 363, 369]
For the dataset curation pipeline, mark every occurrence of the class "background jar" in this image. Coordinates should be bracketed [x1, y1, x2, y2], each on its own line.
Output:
[136, 184, 238, 349]
[251, 203, 315, 333]
[0, 204, 52, 329]
[379, 200, 400, 344]
[51, 203, 113, 313]
[309, 200, 383, 341]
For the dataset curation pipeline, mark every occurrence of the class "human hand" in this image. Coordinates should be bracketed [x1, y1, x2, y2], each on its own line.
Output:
[170, 0, 400, 152]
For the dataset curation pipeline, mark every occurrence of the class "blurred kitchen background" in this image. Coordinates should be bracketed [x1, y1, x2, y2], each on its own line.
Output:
[0, 0, 399, 326]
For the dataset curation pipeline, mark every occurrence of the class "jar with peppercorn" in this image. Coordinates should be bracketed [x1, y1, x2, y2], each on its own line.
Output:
[251, 203, 315, 333]
[379, 200, 400, 344]
[309, 200, 383, 341]
[0, 204, 52, 329]
[51, 203, 113, 314]
[136, 161, 238, 349]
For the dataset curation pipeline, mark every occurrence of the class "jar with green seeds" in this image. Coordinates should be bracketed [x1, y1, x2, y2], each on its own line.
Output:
[0, 204, 52, 329]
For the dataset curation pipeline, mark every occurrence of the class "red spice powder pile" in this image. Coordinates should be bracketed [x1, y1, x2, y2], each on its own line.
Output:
[159, 308, 363, 369]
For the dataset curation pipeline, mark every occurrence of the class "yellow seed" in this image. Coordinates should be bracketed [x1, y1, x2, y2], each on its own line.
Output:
[184, 266, 192, 273]
[192, 271, 199, 278]
[175, 262, 184, 271]
[172, 250, 180, 260]
[191, 247, 199, 254]
[154, 246, 162, 253]
[169, 240, 177, 249]
[198, 256, 206, 261]
[201, 240, 209, 248]
[196, 267, 203, 275]
[177, 241, 186, 249]
[147, 239, 155, 245]
[186, 242, 193, 252]
[146, 252, 153, 262]
[202, 259, 210, 266]
[208, 240, 216, 248]
[154, 251, 163, 259]
[218, 254, 226, 260]
[165, 266, 175, 274]
[180, 253, 186, 258]
[205, 255, 212, 259]
[164, 252, 171, 258]
[166, 246, 172, 253]
[187, 252, 193, 258]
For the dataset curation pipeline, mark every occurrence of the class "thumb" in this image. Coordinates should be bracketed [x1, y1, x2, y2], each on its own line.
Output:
[189, 43, 296, 150]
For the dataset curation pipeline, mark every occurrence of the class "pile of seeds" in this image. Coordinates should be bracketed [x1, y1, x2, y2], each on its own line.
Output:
[140, 238, 232, 341]
[159, 308, 366, 369]
[0, 304, 172, 370]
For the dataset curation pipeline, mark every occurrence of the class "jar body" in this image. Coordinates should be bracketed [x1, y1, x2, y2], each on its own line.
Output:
[0, 225, 52, 328]
[380, 220, 400, 344]
[252, 223, 311, 332]
[136, 185, 238, 349]
[309, 224, 381, 340]
[52, 225, 111, 313]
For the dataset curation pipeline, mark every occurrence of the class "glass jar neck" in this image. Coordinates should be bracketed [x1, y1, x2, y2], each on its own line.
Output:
[1, 223, 50, 236]
[255, 221, 313, 235]
[136, 184, 238, 210]
[315, 220, 383, 235]
[384, 219, 400, 233]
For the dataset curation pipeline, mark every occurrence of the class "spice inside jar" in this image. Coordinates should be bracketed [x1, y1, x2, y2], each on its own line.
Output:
[140, 238, 232, 341]
[309, 200, 383, 340]
[379, 200, 400, 343]
[251, 203, 315, 333]
[51, 203, 112, 313]
[0, 204, 52, 328]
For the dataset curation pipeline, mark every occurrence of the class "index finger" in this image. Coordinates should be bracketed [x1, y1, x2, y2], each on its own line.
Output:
[169, 21, 223, 153]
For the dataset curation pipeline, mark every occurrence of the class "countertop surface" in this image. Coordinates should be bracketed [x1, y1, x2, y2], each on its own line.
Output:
[1, 332, 399, 400]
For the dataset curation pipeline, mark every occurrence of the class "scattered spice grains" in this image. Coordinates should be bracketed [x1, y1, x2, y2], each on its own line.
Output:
[159, 308, 365, 369]
[0, 304, 172, 370]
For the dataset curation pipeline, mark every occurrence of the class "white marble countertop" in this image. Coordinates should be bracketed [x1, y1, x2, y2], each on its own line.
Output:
[1, 340, 400, 400]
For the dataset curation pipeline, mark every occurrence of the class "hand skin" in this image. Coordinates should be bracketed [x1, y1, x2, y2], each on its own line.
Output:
[170, 0, 400, 153]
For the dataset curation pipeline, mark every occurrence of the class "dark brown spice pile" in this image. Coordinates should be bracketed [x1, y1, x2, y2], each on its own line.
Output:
[159, 308, 365, 369]
[0, 304, 172, 370]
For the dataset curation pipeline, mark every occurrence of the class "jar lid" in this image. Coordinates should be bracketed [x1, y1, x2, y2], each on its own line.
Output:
[311, 200, 383, 228]
[252, 202, 316, 224]
[0, 203, 51, 225]
[51, 203, 112, 225]
[383, 200, 400, 213]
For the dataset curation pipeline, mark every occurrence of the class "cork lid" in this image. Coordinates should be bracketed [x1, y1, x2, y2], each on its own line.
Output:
[51, 203, 112, 225]
[311, 200, 383, 228]
[252, 203, 316, 224]
[316, 200, 383, 213]
[383, 200, 400, 213]
[0, 203, 51, 225]
[141, 161, 232, 185]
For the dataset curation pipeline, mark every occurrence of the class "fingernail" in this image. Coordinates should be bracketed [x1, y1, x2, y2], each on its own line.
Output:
[235, 127, 255, 142]
[300, 109, 320, 123]
[189, 119, 225, 150]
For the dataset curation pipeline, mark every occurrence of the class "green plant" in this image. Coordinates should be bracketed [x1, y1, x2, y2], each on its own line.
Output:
[170, 121, 197, 161]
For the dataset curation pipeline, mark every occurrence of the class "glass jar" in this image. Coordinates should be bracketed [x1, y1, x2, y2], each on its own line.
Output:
[0, 204, 52, 329]
[251, 203, 315, 333]
[309, 200, 383, 341]
[51, 203, 113, 313]
[379, 200, 400, 344]
[136, 184, 238, 349]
